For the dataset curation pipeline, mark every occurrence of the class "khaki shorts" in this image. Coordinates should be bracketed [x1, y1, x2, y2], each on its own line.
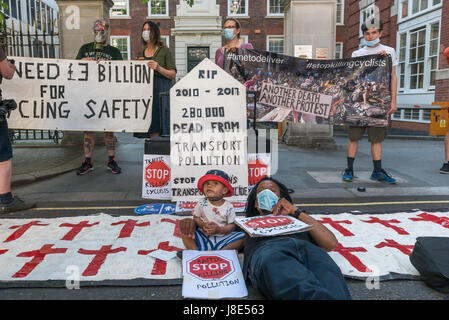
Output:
[348, 126, 387, 143]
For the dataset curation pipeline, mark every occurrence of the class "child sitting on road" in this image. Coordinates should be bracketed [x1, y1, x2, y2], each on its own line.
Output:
[180, 169, 245, 251]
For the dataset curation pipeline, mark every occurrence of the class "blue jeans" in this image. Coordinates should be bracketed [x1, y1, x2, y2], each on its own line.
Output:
[249, 237, 352, 300]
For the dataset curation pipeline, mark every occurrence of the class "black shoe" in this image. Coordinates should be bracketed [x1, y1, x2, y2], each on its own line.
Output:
[176, 251, 183, 259]
[0, 197, 36, 214]
[76, 160, 94, 175]
[107, 159, 122, 174]
[440, 163, 449, 174]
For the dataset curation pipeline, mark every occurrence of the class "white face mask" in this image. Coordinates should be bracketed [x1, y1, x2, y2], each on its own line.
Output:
[94, 31, 107, 43]
[142, 30, 151, 42]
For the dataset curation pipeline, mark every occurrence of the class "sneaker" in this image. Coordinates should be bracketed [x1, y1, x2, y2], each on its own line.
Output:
[76, 160, 93, 175]
[370, 169, 397, 184]
[107, 159, 122, 174]
[342, 167, 354, 182]
[0, 197, 36, 214]
[440, 163, 449, 174]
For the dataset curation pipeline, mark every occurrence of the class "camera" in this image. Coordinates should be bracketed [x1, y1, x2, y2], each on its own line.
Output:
[0, 99, 17, 122]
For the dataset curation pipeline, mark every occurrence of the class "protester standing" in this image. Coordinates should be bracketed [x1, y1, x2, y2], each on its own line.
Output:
[75, 19, 123, 175]
[342, 18, 398, 184]
[215, 18, 254, 69]
[135, 21, 176, 139]
[0, 47, 35, 214]
[440, 46, 449, 174]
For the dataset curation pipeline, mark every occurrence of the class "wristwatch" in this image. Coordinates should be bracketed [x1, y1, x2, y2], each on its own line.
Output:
[290, 208, 304, 219]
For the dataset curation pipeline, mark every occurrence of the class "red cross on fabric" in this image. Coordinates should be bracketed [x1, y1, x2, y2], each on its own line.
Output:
[161, 218, 182, 238]
[318, 217, 354, 236]
[332, 243, 371, 273]
[78, 245, 127, 277]
[409, 212, 449, 229]
[111, 219, 150, 238]
[4, 221, 50, 243]
[59, 221, 100, 241]
[13, 244, 67, 278]
[361, 217, 409, 235]
[375, 239, 414, 256]
[138, 241, 183, 276]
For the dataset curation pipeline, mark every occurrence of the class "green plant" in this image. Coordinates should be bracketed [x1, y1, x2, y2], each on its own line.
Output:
[0, 0, 8, 33]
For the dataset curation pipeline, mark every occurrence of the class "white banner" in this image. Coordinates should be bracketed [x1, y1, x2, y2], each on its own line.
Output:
[3, 57, 153, 132]
[170, 58, 248, 201]
[0, 214, 183, 281]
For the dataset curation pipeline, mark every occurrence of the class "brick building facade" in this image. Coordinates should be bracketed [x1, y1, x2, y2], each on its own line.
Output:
[344, 0, 448, 134]
[108, 0, 345, 77]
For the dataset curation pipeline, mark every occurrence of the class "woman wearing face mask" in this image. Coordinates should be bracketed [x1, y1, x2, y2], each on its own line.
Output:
[242, 177, 351, 300]
[215, 18, 254, 69]
[136, 21, 177, 138]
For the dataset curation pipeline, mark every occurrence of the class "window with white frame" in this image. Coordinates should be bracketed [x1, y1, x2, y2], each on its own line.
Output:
[335, 42, 343, 59]
[228, 0, 248, 16]
[336, 0, 344, 25]
[267, 0, 283, 16]
[396, 20, 440, 92]
[359, 3, 376, 38]
[267, 36, 284, 54]
[161, 35, 169, 48]
[148, 0, 168, 17]
[110, 36, 130, 60]
[110, 0, 129, 17]
[399, 0, 442, 21]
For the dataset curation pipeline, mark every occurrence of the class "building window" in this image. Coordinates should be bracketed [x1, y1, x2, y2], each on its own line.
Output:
[398, 33, 407, 90]
[409, 27, 426, 89]
[228, 0, 248, 16]
[359, 3, 376, 38]
[161, 35, 169, 48]
[397, 20, 440, 92]
[110, 0, 129, 17]
[336, 0, 344, 25]
[400, 0, 442, 20]
[240, 35, 249, 44]
[148, 0, 168, 17]
[267, 36, 284, 54]
[267, 0, 283, 16]
[335, 42, 343, 59]
[110, 36, 130, 60]
[428, 22, 439, 87]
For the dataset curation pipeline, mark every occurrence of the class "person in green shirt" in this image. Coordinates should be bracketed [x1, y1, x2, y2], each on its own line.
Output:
[75, 19, 123, 176]
[134, 20, 177, 139]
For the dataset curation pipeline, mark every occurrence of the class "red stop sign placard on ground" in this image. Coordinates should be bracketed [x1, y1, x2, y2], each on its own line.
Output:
[145, 161, 170, 187]
[248, 158, 268, 186]
[245, 216, 294, 229]
[187, 255, 234, 280]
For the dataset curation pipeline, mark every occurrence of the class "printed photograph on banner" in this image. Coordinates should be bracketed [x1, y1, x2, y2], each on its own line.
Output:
[3, 57, 153, 132]
[224, 49, 392, 127]
[170, 58, 248, 201]
[142, 154, 171, 199]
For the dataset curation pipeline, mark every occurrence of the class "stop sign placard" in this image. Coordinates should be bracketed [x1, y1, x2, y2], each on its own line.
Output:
[145, 160, 170, 187]
[244, 216, 294, 229]
[187, 255, 234, 280]
[248, 158, 268, 186]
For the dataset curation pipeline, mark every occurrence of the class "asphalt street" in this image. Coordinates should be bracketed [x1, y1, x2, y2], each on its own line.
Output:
[1, 132, 449, 301]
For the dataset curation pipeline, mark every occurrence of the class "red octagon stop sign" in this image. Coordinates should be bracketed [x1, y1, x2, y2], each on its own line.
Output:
[248, 158, 268, 186]
[187, 255, 234, 280]
[145, 161, 170, 187]
[245, 216, 294, 229]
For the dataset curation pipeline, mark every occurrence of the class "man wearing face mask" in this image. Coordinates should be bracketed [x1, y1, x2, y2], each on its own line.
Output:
[342, 18, 398, 184]
[215, 18, 254, 69]
[75, 19, 123, 176]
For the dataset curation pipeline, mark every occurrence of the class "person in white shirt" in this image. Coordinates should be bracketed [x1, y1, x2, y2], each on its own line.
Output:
[342, 18, 398, 184]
